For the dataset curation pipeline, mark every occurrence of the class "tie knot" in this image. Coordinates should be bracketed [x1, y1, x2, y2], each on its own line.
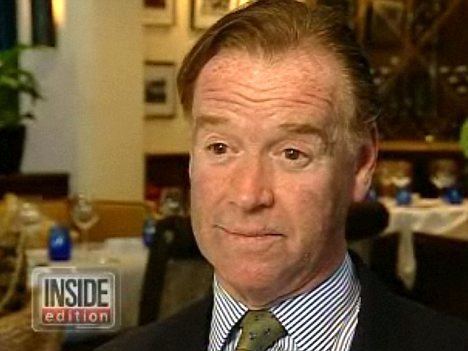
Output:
[236, 310, 286, 351]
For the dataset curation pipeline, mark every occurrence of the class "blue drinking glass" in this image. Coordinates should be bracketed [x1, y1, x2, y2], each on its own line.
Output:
[396, 187, 412, 206]
[444, 187, 463, 205]
[48, 225, 72, 261]
[142, 216, 156, 248]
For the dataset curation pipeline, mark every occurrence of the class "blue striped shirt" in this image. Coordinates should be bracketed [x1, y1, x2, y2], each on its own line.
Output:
[208, 253, 361, 351]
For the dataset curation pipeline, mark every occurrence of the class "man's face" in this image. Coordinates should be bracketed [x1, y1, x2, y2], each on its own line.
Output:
[190, 49, 374, 308]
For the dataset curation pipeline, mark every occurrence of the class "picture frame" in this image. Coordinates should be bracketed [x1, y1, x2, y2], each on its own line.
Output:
[144, 61, 176, 118]
[192, 0, 238, 29]
[143, 0, 175, 26]
[365, 0, 404, 47]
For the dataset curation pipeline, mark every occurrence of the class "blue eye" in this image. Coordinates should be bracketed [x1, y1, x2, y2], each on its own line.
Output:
[207, 143, 228, 155]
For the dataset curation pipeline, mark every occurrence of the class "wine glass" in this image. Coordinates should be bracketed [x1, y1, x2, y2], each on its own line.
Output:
[71, 194, 99, 254]
[18, 202, 42, 245]
[392, 173, 412, 189]
[376, 161, 395, 198]
[429, 159, 458, 203]
[430, 171, 455, 191]
[391, 161, 413, 206]
[392, 174, 412, 206]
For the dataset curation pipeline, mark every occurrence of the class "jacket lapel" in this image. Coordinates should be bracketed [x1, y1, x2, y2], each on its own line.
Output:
[349, 253, 402, 351]
[182, 294, 213, 351]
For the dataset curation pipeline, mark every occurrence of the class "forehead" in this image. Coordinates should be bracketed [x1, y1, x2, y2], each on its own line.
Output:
[193, 48, 345, 114]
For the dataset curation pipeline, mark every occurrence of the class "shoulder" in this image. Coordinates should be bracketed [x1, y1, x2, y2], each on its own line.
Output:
[353, 255, 468, 351]
[381, 291, 467, 347]
[96, 295, 212, 351]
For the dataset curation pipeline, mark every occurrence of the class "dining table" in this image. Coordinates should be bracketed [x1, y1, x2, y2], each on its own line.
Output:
[26, 237, 149, 330]
[380, 197, 468, 289]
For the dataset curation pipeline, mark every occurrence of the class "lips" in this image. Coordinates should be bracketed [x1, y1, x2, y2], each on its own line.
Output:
[215, 224, 283, 237]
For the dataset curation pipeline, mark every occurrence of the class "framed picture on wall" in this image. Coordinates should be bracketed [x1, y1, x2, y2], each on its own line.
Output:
[144, 61, 176, 118]
[192, 0, 238, 29]
[143, 0, 175, 26]
[365, 0, 404, 47]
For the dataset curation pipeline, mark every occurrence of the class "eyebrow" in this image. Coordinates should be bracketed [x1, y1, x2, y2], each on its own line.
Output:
[194, 115, 330, 144]
[193, 115, 231, 131]
[278, 122, 328, 142]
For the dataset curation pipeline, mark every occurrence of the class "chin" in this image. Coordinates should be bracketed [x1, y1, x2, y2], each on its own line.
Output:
[215, 261, 287, 304]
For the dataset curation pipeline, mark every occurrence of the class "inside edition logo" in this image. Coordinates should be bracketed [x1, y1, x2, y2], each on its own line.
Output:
[32, 267, 120, 331]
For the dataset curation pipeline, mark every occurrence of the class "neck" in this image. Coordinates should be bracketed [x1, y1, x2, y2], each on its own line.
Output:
[218, 246, 348, 309]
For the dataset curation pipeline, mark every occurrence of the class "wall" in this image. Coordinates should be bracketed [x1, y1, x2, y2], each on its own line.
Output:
[16, 0, 231, 198]
[143, 1, 202, 154]
[143, 1, 251, 154]
[18, 0, 144, 201]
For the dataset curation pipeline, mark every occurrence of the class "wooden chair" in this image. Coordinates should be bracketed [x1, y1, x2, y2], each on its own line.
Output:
[0, 304, 63, 351]
[38, 199, 70, 224]
[28, 199, 148, 244]
[87, 200, 148, 241]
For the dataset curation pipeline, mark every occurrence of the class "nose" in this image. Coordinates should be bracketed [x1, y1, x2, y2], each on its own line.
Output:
[229, 157, 274, 212]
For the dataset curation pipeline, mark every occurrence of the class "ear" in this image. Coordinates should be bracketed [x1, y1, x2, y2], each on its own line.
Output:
[352, 126, 378, 201]
[188, 152, 193, 180]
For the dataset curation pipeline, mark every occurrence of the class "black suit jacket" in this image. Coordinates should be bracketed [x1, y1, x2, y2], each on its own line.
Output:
[98, 256, 468, 351]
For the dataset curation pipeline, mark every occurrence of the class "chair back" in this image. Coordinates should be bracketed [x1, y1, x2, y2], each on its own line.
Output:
[345, 201, 389, 242]
[369, 233, 411, 296]
[138, 216, 212, 325]
[27, 199, 147, 245]
[413, 233, 468, 321]
[88, 200, 148, 241]
[38, 199, 70, 225]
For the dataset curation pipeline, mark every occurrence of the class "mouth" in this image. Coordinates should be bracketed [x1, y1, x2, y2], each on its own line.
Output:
[215, 224, 284, 238]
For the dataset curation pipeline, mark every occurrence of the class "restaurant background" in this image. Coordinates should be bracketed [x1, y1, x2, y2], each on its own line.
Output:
[0, 0, 467, 349]
[8, 0, 466, 202]
[17, 0, 145, 201]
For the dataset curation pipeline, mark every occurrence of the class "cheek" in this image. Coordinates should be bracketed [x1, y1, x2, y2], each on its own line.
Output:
[191, 167, 216, 217]
[278, 171, 333, 215]
[190, 163, 226, 238]
[277, 170, 339, 242]
[191, 154, 218, 188]
[190, 177, 215, 261]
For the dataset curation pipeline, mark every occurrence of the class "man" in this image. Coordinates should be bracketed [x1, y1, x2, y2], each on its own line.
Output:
[99, 1, 468, 350]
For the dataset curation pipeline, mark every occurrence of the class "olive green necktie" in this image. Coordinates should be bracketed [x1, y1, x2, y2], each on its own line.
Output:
[235, 310, 286, 351]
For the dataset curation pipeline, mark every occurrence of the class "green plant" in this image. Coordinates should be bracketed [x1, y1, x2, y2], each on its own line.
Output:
[459, 117, 468, 158]
[0, 44, 42, 128]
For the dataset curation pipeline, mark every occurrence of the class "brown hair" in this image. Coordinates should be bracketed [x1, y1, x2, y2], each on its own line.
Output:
[177, 0, 379, 147]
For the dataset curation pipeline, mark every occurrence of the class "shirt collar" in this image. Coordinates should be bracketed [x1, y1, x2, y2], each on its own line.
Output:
[208, 253, 360, 351]
[209, 277, 248, 351]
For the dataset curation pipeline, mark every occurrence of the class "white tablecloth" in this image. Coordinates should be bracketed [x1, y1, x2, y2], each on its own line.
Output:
[26, 237, 149, 329]
[381, 198, 468, 289]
